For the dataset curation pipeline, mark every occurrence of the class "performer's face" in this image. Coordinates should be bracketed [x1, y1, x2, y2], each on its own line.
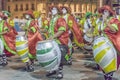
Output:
[103, 10, 110, 17]
[119, 9, 120, 15]
[25, 14, 30, 19]
[0, 17, 2, 21]
[4, 13, 8, 17]
[62, 8, 67, 14]
[51, 7, 58, 16]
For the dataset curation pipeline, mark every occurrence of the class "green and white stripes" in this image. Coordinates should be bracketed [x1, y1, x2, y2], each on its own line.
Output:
[36, 40, 61, 71]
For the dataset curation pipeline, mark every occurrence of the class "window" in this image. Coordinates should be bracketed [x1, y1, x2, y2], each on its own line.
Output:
[8, 6, 11, 12]
[26, 4, 29, 10]
[20, 4, 23, 11]
[14, 4, 18, 11]
[31, 4, 35, 10]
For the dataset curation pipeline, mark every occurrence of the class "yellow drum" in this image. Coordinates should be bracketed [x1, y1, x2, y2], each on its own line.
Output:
[16, 35, 29, 63]
[93, 36, 117, 74]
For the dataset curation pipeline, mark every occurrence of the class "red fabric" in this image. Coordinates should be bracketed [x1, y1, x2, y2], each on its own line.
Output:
[104, 18, 120, 52]
[98, 5, 115, 15]
[3, 21, 18, 57]
[27, 20, 43, 56]
[54, 18, 69, 46]
[68, 15, 83, 44]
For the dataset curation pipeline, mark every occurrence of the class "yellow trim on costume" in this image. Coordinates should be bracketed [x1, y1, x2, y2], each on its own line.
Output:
[68, 20, 73, 28]
[9, 20, 15, 27]
[44, 20, 48, 25]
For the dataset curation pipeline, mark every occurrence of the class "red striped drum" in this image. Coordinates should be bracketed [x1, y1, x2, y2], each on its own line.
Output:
[93, 36, 117, 74]
[36, 40, 61, 71]
[16, 35, 29, 63]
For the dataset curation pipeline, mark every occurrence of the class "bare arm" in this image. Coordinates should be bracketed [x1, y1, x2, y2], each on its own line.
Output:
[49, 30, 64, 40]
[0, 31, 8, 35]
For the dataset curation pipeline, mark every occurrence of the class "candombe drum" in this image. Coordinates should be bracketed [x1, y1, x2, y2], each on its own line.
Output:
[0, 38, 4, 55]
[16, 35, 29, 63]
[93, 36, 117, 74]
[83, 35, 93, 50]
[36, 40, 61, 71]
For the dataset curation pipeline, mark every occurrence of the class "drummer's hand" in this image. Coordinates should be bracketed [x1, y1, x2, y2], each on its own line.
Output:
[48, 36, 54, 40]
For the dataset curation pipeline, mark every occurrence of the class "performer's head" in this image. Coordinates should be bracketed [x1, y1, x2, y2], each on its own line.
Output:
[2, 11, 11, 20]
[85, 12, 92, 19]
[49, 6, 60, 16]
[60, 6, 71, 15]
[0, 12, 4, 21]
[98, 5, 115, 17]
[23, 10, 35, 20]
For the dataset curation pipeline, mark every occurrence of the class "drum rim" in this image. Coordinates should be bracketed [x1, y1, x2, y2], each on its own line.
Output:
[37, 40, 54, 43]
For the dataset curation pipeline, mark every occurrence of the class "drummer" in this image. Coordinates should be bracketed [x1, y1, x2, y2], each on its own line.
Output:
[0, 11, 17, 66]
[60, 6, 84, 65]
[95, 5, 120, 80]
[23, 10, 43, 71]
[47, 6, 69, 79]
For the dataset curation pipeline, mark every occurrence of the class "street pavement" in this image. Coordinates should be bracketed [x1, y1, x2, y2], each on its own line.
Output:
[0, 48, 120, 80]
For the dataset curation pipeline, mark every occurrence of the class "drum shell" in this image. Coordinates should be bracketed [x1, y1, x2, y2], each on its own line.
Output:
[93, 36, 117, 74]
[36, 40, 61, 71]
[0, 38, 4, 55]
[16, 35, 29, 63]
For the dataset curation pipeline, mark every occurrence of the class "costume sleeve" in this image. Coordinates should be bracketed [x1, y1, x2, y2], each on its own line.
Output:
[57, 18, 67, 31]
[44, 20, 49, 30]
[30, 27, 36, 33]
[111, 24, 118, 31]
[68, 16, 74, 28]
[9, 20, 15, 27]
[4, 27, 9, 31]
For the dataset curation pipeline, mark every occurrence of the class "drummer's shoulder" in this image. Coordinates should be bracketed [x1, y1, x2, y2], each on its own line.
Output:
[57, 17, 66, 22]
[30, 20, 36, 26]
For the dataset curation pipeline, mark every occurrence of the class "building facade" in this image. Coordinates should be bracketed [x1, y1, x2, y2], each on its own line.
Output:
[6, 0, 102, 18]
[0, 0, 6, 11]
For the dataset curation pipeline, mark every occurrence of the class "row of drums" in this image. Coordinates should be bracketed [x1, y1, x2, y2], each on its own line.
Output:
[0, 34, 117, 73]
[16, 35, 61, 71]
[16, 35, 118, 73]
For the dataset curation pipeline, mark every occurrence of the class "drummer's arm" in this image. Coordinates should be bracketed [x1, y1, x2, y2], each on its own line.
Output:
[40, 28, 47, 33]
[49, 27, 65, 39]
[53, 30, 64, 38]
[0, 27, 9, 35]
[108, 23, 118, 33]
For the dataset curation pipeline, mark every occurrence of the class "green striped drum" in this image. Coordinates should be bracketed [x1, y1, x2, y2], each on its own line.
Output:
[36, 40, 61, 71]
[93, 36, 117, 74]
[16, 35, 29, 63]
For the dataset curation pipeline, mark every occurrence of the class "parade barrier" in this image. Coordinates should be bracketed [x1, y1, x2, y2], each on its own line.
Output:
[93, 36, 117, 74]
[36, 40, 61, 71]
[16, 35, 29, 63]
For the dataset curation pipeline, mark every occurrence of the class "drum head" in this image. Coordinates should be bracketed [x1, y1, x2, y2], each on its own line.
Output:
[16, 35, 27, 41]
